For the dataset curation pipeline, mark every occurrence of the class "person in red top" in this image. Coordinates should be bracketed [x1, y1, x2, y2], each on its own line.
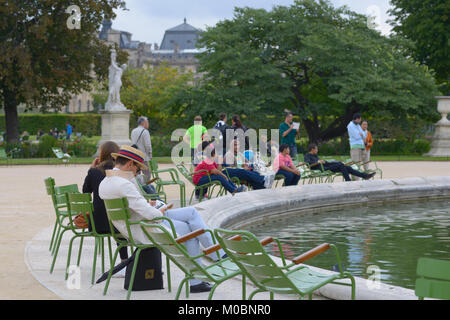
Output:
[273, 144, 301, 186]
[193, 141, 245, 198]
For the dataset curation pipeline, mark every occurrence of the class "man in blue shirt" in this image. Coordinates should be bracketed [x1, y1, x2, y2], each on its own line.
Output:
[66, 123, 73, 140]
[347, 113, 367, 180]
[279, 112, 298, 159]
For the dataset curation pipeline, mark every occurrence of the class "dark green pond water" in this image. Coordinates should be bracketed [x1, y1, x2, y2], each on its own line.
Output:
[248, 199, 450, 290]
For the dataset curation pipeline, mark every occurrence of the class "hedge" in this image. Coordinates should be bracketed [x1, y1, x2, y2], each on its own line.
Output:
[0, 113, 102, 137]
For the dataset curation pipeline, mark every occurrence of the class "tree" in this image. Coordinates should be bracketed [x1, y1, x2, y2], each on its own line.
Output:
[388, 0, 450, 91]
[121, 63, 194, 126]
[0, 0, 127, 143]
[174, 0, 440, 144]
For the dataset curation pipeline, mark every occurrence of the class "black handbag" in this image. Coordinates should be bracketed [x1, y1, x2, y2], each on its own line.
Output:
[124, 247, 164, 291]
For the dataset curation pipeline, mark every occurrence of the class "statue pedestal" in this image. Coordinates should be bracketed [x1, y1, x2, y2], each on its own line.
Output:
[425, 96, 450, 157]
[96, 109, 133, 155]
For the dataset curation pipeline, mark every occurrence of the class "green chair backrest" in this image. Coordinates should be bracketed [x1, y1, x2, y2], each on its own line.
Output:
[67, 193, 97, 233]
[149, 159, 160, 177]
[103, 197, 139, 246]
[140, 222, 208, 280]
[214, 228, 298, 294]
[415, 257, 450, 300]
[54, 184, 79, 206]
[44, 177, 56, 196]
[176, 163, 194, 184]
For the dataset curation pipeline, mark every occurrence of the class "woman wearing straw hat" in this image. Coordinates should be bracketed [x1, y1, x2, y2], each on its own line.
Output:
[99, 145, 226, 293]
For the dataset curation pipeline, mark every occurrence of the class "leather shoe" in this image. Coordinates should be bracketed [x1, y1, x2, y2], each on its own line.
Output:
[190, 282, 212, 293]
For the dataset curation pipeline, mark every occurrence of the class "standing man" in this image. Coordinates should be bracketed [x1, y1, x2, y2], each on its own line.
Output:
[279, 112, 298, 160]
[184, 115, 207, 166]
[66, 123, 72, 141]
[131, 116, 152, 180]
[347, 113, 366, 180]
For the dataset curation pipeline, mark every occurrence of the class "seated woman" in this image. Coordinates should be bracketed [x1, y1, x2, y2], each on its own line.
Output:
[193, 141, 245, 197]
[304, 143, 375, 182]
[223, 139, 274, 189]
[82, 141, 129, 268]
[273, 144, 301, 186]
[99, 145, 227, 293]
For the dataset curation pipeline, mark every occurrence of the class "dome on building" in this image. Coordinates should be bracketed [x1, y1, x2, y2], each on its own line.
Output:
[160, 18, 201, 51]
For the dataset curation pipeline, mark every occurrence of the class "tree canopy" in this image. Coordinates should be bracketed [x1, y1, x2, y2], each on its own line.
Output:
[388, 0, 449, 90]
[173, 0, 440, 144]
[0, 0, 127, 143]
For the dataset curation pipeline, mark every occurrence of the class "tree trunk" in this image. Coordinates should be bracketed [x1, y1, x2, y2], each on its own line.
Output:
[3, 90, 20, 144]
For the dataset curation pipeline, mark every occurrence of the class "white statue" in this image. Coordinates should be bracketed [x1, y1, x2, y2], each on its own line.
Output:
[105, 48, 128, 111]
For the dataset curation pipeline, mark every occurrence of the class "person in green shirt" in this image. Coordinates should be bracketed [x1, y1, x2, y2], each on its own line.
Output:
[184, 115, 208, 165]
[279, 112, 298, 159]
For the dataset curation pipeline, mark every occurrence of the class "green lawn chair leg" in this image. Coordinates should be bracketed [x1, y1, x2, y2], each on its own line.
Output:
[126, 248, 141, 300]
[101, 237, 105, 273]
[208, 283, 220, 300]
[91, 238, 99, 285]
[51, 224, 62, 256]
[248, 288, 265, 300]
[175, 276, 190, 300]
[49, 221, 59, 252]
[76, 236, 84, 266]
[65, 235, 79, 280]
[242, 274, 246, 300]
[107, 237, 113, 268]
[270, 292, 274, 300]
[308, 292, 313, 300]
[103, 246, 122, 296]
[50, 229, 67, 273]
[166, 256, 171, 292]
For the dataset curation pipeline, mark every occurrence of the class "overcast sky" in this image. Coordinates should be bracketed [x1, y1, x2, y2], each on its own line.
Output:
[112, 0, 393, 45]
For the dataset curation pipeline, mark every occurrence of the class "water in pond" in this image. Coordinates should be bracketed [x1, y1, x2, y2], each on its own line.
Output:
[248, 199, 450, 290]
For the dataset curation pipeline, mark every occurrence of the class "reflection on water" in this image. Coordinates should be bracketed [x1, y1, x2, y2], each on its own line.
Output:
[248, 199, 450, 289]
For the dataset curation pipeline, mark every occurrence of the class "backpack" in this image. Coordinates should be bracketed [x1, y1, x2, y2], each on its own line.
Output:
[124, 247, 164, 291]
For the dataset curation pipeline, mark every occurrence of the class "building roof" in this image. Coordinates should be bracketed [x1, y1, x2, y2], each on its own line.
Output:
[160, 18, 201, 51]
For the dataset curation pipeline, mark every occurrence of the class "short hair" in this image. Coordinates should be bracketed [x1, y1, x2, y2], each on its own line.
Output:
[219, 113, 227, 121]
[279, 143, 290, 153]
[308, 143, 318, 152]
[194, 115, 202, 121]
[115, 156, 132, 166]
[353, 113, 362, 120]
[137, 116, 148, 125]
[285, 111, 293, 118]
[362, 120, 368, 124]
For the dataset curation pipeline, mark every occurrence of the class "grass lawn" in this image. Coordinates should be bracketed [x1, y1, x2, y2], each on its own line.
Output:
[0, 155, 448, 166]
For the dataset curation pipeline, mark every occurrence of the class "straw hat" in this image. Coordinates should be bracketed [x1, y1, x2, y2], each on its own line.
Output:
[111, 145, 148, 170]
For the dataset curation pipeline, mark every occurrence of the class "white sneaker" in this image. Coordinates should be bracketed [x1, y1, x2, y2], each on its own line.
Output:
[113, 267, 127, 278]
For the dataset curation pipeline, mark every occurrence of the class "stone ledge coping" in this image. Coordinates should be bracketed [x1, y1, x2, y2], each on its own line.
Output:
[193, 176, 450, 300]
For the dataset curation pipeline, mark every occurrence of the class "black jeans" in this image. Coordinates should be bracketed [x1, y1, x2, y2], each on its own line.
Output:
[322, 162, 368, 182]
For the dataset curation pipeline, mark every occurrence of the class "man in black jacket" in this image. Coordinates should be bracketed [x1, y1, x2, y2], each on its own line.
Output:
[304, 144, 375, 182]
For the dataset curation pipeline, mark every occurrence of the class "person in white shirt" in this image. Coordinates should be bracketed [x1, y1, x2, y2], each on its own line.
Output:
[131, 116, 152, 180]
[99, 145, 226, 294]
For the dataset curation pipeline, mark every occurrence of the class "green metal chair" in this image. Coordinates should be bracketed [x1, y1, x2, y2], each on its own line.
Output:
[52, 147, 71, 164]
[214, 228, 356, 300]
[415, 257, 450, 300]
[274, 174, 286, 188]
[102, 197, 172, 300]
[0, 148, 10, 166]
[44, 177, 79, 255]
[149, 159, 186, 207]
[49, 184, 82, 273]
[135, 177, 167, 203]
[176, 162, 226, 205]
[65, 193, 114, 284]
[140, 222, 244, 300]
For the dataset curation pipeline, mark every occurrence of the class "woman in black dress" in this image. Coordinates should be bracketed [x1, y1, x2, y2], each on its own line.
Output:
[82, 141, 128, 261]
